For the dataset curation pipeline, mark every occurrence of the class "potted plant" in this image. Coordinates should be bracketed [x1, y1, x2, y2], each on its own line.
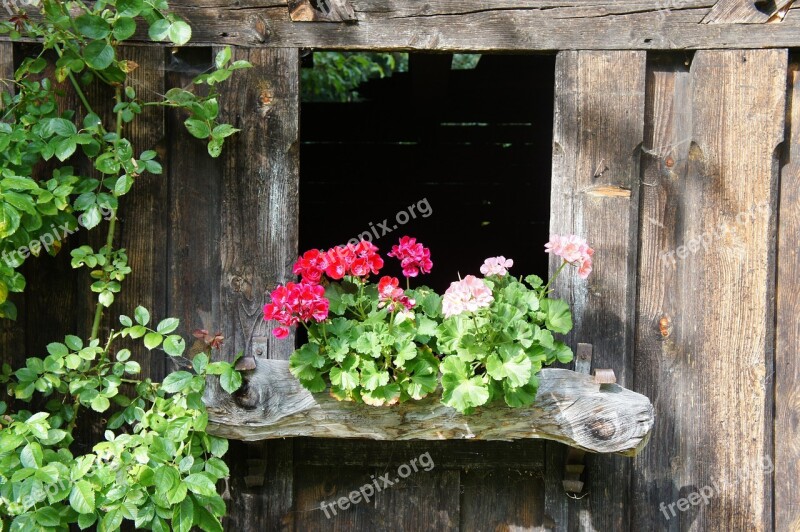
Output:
[263, 234, 594, 414]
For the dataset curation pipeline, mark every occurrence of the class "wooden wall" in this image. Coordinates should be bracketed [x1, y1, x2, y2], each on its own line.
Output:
[1, 41, 798, 531]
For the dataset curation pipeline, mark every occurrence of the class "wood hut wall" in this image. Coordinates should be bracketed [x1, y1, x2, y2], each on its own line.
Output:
[2, 2, 800, 530]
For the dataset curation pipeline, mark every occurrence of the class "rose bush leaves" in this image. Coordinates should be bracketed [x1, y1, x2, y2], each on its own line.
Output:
[0, 310, 242, 531]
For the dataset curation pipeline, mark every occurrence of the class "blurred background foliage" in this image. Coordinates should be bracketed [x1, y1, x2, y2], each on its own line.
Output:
[301, 52, 481, 102]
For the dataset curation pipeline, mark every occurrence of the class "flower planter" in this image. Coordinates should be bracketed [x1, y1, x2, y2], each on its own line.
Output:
[204, 359, 654, 457]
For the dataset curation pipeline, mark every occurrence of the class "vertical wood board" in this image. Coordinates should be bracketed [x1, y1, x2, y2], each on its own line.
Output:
[548, 50, 646, 531]
[633, 49, 786, 531]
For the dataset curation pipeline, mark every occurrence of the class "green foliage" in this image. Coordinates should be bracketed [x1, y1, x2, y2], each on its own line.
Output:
[0, 308, 242, 531]
[0, 2, 249, 529]
[289, 278, 441, 405]
[301, 52, 407, 102]
[0, 1, 252, 319]
[436, 274, 574, 414]
[287, 270, 575, 415]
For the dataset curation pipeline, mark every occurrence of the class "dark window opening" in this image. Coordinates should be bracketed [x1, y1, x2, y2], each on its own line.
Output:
[299, 53, 555, 292]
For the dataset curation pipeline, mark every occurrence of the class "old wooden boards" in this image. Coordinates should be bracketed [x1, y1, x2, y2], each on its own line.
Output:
[30, 0, 799, 50]
[633, 50, 786, 530]
[548, 50, 646, 532]
[205, 363, 655, 455]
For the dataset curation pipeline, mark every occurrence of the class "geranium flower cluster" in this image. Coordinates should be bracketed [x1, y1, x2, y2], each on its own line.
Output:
[480, 256, 513, 277]
[441, 275, 495, 318]
[263, 281, 330, 338]
[294, 241, 384, 283]
[387, 236, 433, 278]
[377, 276, 415, 312]
[545, 234, 594, 279]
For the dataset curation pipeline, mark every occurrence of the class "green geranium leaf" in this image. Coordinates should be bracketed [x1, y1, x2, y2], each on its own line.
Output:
[543, 298, 573, 334]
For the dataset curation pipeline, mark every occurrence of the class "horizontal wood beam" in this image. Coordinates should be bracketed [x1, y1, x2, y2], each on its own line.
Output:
[8, 1, 800, 50]
[205, 361, 655, 456]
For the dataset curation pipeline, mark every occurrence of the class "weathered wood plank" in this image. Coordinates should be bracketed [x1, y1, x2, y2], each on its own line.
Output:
[633, 50, 785, 531]
[214, 47, 300, 532]
[12, 1, 800, 50]
[701, 0, 795, 23]
[631, 53, 695, 532]
[206, 362, 654, 456]
[294, 466, 459, 530]
[461, 469, 546, 530]
[295, 438, 545, 469]
[111, 45, 167, 382]
[775, 59, 800, 532]
[547, 49, 646, 531]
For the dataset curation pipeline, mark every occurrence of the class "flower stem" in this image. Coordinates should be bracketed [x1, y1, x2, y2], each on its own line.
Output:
[542, 260, 568, 295]
[89, 86, 123, 341]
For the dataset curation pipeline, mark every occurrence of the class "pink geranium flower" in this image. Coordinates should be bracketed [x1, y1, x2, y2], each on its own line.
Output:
[377, 276, 415, 311]
[442, 275, 494, 318]
[387, 236, 433, 278]
[263, 281, 330, 338]
[545, 234, 594, 279]
[480, 256, 514, 277]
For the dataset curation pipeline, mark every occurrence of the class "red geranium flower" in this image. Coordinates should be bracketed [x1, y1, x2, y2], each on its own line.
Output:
[263, 281, 330, 338]
[387, 236, 432, 278]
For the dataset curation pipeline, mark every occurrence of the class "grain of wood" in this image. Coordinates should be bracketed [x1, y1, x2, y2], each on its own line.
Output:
[11, 1, 800, 50]
[548, 49, 646, 531]
[633, 50, 786, 531]
[775, 60, 800, 532]
[701, 0, 795, 23]
[205, 362, 654, 456]
[294, 465, 459, 530]
[214, 47, 300, 532]
[112, 46, 167, 382]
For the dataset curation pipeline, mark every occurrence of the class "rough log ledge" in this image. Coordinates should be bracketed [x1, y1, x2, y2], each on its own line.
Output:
[205, 360, 655, 457]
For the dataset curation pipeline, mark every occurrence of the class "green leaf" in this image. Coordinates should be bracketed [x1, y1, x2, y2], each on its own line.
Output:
[211, 123, 238, 139]
[503, 380, 538, 408]
[485, 349, 531, 388]
[193, 503, 223, 532]
[144, 332, 164, 350]
[101, 507, 124, 531]
[168, 21, 192, 46]
[173, 497, 194, 532]
[543, 298, 573, 334]
[47, 342, 69, 357]
[220, 367, 242, 394]
[163, 335, 186, 356]
[113, 17, 137, 40]
[134, 306, 150, 326]
[361, 383, 401, 406]
[206, 435, 228, 457]
[215, 47, 232, 69]
[90, 395, 110, 412]
[70, 480, 96, 514]
[184, 119, 211, 139]
[0, 203, 21, 238]
[65, 335, 83, 350]
[83, 40, 115, 70]
[161, 371, 193, 393]
[184, 473, 216, 497]
[34, 506, 62, 527]
[289, 343, 325, 381]
[20, 441, 43, 467]
[155, 317, 179, 334]
[148, 18, 171, 41]
[207, 137, 224, 158]
[154, 465, 180, 494]
[440, 356, 489, 413]
[79, 205, 102, 229]
[75, 14, 111, 39]
[78, 512, 97, 529]
[204, 457, 230, 478]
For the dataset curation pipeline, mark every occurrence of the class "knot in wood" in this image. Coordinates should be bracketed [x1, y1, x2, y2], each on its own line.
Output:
[587, 416, 617, 441]
[233, 381, 261, 409]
